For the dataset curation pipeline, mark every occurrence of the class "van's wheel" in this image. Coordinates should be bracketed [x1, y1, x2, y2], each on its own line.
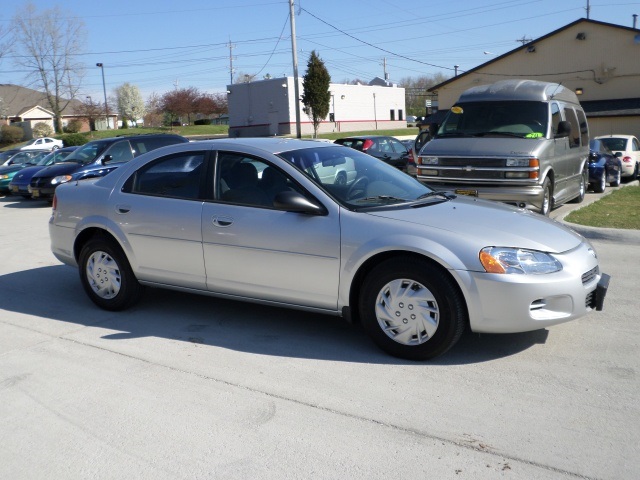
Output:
[78, 237, 144, 311]
[540, 178, 553, 215]
[570, 170, 587, 203]
[359, 257, 467, 360]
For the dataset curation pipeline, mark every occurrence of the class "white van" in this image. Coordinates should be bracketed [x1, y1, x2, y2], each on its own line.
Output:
[415, 80, 590, 215]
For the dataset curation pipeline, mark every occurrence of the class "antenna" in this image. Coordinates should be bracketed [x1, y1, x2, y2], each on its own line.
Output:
[549, 81, 563, 99]
[516, 36, 533, 45]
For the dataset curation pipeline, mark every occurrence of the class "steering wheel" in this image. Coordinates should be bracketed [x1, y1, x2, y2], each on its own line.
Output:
[347, 176, 369, 200]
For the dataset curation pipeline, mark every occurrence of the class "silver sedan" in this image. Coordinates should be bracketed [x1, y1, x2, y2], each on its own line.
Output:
[49, 138, 609, 360]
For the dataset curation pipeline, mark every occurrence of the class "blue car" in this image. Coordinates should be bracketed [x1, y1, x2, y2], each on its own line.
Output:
[29, 134, 189, 200]
[8, 146, 78, 198]
[588, 139, 622, 194]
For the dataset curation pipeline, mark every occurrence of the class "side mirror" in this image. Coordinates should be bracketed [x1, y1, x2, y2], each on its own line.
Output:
[101, 154, 113, 165]
[273, 191, 326, 215]
[614, 151, 622, 158]
[414, 130, 432, 155]
[556, 121, 571, 138]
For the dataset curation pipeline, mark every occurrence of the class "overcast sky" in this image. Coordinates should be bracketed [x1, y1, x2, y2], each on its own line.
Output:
[0, 0, 638, 101]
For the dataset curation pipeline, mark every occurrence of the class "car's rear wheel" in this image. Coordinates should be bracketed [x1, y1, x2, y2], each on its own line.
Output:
[593, 172, 606, 193]
[610, 167, 621, 187]
[359, 257, 467, 360]
[79, 237, 144, 311]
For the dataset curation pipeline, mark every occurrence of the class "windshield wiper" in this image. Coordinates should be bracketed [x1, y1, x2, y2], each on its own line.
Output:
[355, 195, 408, 204]
[416, 191, 456, 200]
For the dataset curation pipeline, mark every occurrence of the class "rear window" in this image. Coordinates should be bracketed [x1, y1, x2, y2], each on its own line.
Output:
[599, 138, 627, 152]
[131, 136, 188, 156]
[335, 139, 365, 150]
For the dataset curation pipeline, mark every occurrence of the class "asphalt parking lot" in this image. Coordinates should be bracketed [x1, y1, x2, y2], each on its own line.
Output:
[1, 190, 638, 480]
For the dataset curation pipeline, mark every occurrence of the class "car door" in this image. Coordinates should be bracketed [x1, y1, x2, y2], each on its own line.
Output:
[112, 150, 208, 289]
[201, 150, 341, 310]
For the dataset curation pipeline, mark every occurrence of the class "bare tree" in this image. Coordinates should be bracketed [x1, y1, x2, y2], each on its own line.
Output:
[144, 93, 164, 128]
[11, 3, 87, 133]
[73, 98, 103, 133]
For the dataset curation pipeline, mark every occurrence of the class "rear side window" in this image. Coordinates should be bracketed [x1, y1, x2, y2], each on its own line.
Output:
[575, 109, 589, 148]
[124, 152, 205, 200]
[562, 106, 581, 148]
[551, 103, 561, 136]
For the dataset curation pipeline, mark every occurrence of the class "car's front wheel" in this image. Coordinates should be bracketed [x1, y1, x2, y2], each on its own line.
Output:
[359, 257, 467, 360]
[79, 237, 144, 311]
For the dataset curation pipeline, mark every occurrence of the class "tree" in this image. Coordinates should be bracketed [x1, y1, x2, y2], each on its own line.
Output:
[11, 4, 87, 133]
[73, 97, 103, 132]
[115, 83, 145, 128]
[301, 51, 331, 138]
[399, 73, 449, 117]
[160, 87, 201, 126]
[144, 93, 164, 128]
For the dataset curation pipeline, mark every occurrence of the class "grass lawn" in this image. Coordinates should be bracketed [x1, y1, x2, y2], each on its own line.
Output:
[565, 185, 640, 230]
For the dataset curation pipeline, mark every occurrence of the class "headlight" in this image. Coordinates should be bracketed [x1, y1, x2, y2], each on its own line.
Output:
[421, 156, 439, 165]
[0, 174, 9, 180]
[479, 247, 562, 274]
[51, 175, 73, 185]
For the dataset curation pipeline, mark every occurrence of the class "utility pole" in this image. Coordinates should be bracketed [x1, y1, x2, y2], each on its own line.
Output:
[516, 36, 533, 45]
[228, 39, 235, 84]
[289, 0, 301, 138]
[585, 0, 590, 19]
[382, 57, 389, 82]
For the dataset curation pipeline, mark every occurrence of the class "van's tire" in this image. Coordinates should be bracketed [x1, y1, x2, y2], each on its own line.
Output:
[359, 257, 467, 360]
[540, 178, 553, 216]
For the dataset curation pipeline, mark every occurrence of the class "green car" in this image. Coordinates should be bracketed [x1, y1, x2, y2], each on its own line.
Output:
[0, 151, 49, 194]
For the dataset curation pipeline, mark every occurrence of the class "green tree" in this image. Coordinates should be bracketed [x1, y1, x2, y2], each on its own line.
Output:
[301, 51, 331, 138]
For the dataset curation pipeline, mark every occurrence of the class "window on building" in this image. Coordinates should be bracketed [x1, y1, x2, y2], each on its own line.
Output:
[398, 109, 404, 121]
[390, 110, 395, 121]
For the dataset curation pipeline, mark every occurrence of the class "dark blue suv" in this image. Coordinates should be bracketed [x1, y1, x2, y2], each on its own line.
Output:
[29, 134, 189, 200]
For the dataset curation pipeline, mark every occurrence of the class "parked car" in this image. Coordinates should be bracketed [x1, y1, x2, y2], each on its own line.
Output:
[400, 139, 418, 177]
[334, 135, 412, 172]
[30, 134, 188, 200]
[0, 151, 48, 194]
[1, 149, 48, 166]
[0, 149, 22, 165]
[19, 137, 64, 151]
[588, 139, 622, 193]
[594, 134, 640, 180]
[8, 146, 78, 198]
[49, 138, 609, 360]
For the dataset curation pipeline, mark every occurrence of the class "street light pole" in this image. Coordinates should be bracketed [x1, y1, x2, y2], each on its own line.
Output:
[96, 63, 109, 129]
[289, 0, 302, 138]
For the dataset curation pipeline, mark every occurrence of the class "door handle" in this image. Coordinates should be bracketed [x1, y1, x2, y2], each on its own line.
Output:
[116, 204, 131, 214]
[212, 215, 233, 227]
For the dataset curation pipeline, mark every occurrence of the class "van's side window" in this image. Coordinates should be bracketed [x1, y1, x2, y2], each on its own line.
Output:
[575, 109, 589, 148]
[551, 103, 561, 136]
[563, 106, 580, 148]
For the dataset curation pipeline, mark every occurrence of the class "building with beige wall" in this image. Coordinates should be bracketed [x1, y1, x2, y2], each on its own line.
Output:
[427, 19, 640, 139]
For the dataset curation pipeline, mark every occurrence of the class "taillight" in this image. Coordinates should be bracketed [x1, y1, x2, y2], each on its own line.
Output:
[362, 139, 374, 151]
[622, 156, 632, 163]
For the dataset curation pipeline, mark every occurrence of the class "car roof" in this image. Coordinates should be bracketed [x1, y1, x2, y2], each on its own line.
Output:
[594, 134, 636, 140]
[189, 137, 339, 155]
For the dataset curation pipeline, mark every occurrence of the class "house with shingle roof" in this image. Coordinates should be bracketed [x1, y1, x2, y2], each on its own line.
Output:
[425, 18, 640, 138]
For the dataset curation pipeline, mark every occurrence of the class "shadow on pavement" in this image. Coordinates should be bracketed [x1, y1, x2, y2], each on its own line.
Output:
[1, 265, 548, 366]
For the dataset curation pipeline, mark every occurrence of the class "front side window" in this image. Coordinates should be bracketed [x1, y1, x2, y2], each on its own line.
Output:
[104, 141, 134, 164]
[216, 152, 300, 208]
[562, 106, 581, 148]
[64, 141, 112, 164]
[575, 109, 589, 148]
[551, 103, 561, 135]
[125, 152, 205, 199]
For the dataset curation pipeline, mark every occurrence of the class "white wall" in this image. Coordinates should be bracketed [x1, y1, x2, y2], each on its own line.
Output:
[228, 77, 406, 137]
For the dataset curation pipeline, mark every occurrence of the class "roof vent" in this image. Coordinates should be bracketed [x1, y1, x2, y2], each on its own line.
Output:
[526, 45, 536, 53]
[576, 32, 586, 40]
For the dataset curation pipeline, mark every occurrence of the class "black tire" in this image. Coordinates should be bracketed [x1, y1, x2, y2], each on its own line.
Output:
[78, 236, 144, 311]
[630, 163, 638, 181]
[593, 172, 606, 193]
[540, 177, 553, 216]
[359, 257, 467, 360]
[610, 167, 621, 187]
[570, 169, 587, 203]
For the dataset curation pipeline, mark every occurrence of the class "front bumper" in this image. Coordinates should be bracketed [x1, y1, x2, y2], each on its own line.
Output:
[458, 242, 608, 333]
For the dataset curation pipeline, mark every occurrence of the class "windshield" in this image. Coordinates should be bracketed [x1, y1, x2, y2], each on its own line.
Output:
[278, 145, 435, 209]
[24, 153, 49, 165]
[438, 101, 549, 139]
[63, 141, 111, 164]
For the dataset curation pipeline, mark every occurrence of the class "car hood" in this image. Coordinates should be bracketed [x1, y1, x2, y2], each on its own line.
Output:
[422, 137, 545, 157]
[32, 162, 82, 178]
[366, 195, 584, 253]
[0, 164, 26, 174]
[11, 165, 46, 180]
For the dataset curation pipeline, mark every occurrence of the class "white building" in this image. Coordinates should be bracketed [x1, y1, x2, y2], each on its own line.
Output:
[227, 76, 407, 137]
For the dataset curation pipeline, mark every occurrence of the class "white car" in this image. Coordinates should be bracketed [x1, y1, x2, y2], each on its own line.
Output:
[595, 134, 640, 180]
[19, 137, 63, 152]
